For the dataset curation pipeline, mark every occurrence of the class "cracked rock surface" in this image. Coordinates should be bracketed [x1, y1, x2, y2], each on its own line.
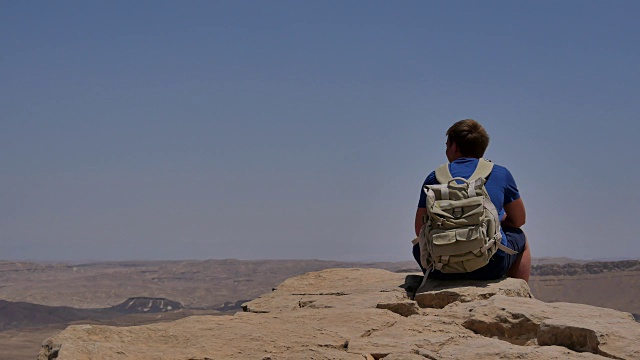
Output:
[40, 268, 640, 359]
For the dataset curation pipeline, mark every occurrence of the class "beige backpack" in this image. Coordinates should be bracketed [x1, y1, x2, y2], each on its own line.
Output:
[415, 159, 517, 276]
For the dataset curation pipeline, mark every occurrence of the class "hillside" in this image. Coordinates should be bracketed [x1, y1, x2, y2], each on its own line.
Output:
[528, 260, 640, 315]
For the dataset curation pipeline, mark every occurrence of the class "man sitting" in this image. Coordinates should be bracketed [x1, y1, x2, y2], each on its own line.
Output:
[413, 119, 530, 282]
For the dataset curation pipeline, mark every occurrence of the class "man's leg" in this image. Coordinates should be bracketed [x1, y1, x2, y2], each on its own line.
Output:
[507, 233, 530, 282]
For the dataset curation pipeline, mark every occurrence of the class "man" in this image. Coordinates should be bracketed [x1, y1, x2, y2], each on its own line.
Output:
[413, 119, 530, 282]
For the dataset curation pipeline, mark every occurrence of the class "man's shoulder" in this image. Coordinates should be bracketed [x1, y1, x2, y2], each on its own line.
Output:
[486, 161, 517, 186]
[423, 170, 437, 185]
[490, 162, 508, 172]
[486, 160, 511, 175]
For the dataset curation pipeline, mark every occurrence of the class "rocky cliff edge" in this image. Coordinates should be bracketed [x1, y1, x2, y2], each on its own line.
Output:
[40, 268, 640, 359]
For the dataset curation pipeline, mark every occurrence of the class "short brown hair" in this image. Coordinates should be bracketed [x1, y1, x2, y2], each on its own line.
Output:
[446, 119, 490, 158]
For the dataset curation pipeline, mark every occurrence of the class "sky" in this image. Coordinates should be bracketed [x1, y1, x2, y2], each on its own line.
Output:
[2, 1, 639, 262]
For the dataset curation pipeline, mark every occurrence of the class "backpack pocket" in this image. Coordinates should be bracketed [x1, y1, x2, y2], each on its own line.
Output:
[430, 197, 484, 229]
[430, 225, 495, 273]
[430, 226, 487, 257]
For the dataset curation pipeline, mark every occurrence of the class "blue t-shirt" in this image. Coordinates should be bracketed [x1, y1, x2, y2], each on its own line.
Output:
[417, 158, 520, 249]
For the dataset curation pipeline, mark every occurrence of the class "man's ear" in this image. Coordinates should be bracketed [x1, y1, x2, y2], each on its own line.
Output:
[447, 140, 463, 161]
[450, 141, 460, 155]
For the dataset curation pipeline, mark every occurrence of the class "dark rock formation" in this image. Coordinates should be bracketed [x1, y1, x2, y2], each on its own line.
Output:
[0, 300, 104, 331]
[531, 260, 640, 276]
[108, 297, 183, 314]
[0, 297, 185, 332]
[210, 299, 250, 312]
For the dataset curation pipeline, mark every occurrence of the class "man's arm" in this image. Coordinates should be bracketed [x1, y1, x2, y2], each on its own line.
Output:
[415, 207, 427, 236]
[502, 197, 526, 228]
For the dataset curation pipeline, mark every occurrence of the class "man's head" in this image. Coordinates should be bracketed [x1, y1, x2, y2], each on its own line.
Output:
[445, 119, 490, 161]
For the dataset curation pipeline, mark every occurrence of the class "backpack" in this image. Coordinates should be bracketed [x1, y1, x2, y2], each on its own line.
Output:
[415, 158, 517, 277]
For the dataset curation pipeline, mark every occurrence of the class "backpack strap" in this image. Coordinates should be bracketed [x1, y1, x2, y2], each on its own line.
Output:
[434, 163, 453, 184]
[411, 268, 431, 300]
[468, 158, 494, 181]
[497, 242, 519, 255]
[435, 158, 494, 184]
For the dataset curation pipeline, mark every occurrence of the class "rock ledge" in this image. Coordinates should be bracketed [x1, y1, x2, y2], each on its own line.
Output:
[40, 268, 640, 359]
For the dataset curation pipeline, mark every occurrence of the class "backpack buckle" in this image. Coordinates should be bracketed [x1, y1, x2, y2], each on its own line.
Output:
[452, 207, 463, 219]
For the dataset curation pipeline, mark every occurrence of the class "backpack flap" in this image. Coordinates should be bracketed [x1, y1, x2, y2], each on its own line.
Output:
[430, 226, 486, 257]
[428, 196, 484, 229]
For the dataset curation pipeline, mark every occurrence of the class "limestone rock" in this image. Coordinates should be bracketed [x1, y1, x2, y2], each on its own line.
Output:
[434, 295, 640, 359]
[413, 277, 533, 308]
[242, 268, 409, 313]
[40, 268, 640, 360]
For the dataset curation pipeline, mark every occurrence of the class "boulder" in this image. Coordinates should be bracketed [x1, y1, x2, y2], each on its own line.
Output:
[242, 268, 409, 313]
[413, 277, 533, 308]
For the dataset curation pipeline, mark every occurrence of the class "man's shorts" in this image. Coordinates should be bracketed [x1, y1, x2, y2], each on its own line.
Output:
[412, 227, 527, 280]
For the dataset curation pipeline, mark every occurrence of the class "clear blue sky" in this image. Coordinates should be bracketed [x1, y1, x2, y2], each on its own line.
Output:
[2, 1, 639, 262]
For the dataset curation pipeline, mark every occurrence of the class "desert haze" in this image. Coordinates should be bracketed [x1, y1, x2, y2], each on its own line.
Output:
[1, 258, 639, 359]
